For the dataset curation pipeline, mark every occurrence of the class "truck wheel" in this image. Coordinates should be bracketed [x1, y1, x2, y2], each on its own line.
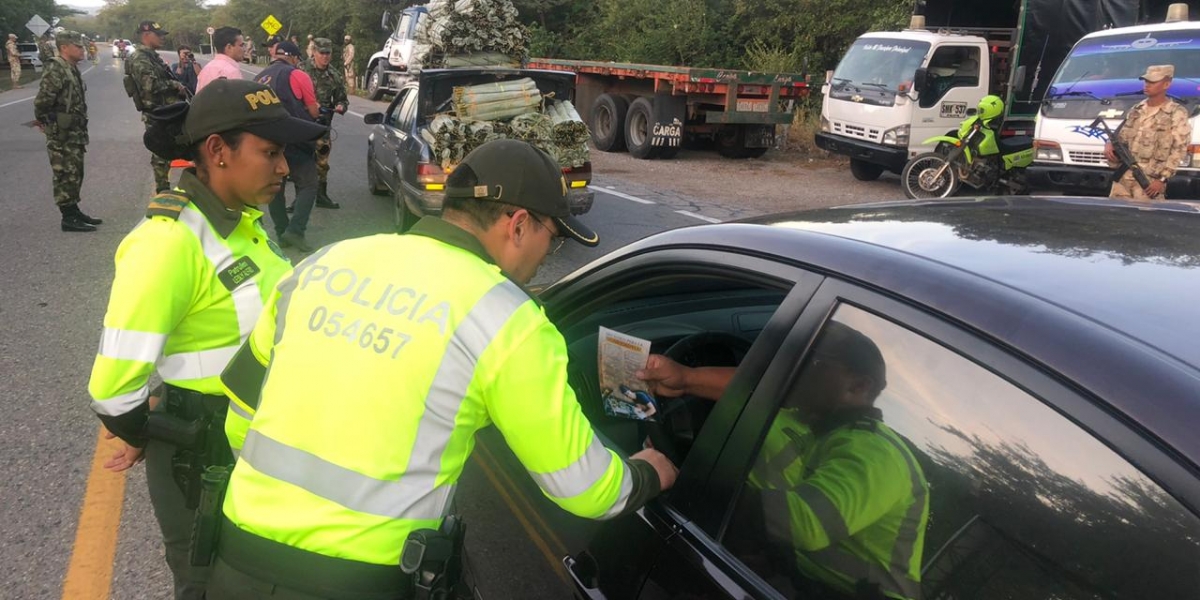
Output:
[591, 94, 629, 152]
[625, 97, 659, 159]
[367, 63, 386, 101]
[850, 159, 884, 181]
[715, 126, 750, 159]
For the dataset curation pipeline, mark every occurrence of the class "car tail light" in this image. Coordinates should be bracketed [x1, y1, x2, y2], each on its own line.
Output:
[417, 162, 446, 191]
[563, 162, 591, 189]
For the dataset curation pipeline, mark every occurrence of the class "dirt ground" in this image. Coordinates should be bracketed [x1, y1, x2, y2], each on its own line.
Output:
[588, 143, 911, 217]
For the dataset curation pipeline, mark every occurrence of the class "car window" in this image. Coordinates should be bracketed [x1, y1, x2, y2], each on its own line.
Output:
[398, 14, 413, 39]
[397, 91, 418, 132]
[724, 303, 1200, 599]
[386, 89, 411, 129]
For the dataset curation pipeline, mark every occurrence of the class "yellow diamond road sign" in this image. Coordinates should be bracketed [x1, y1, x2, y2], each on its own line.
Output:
[261, 15, 282, 36]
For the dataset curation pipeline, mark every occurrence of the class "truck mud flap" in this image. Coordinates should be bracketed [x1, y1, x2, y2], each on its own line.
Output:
[650, 93, 686, 149]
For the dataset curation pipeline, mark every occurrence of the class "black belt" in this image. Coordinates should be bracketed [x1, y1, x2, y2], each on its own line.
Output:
[162, 384, 227, 420]
[218, 518, 412, 599]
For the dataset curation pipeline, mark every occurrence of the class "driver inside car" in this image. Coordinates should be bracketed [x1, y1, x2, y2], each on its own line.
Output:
[637, 322, 930, 600]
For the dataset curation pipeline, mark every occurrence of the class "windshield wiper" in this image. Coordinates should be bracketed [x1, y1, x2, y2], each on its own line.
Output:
[1114, 89, 1144, 97]
[858, 82, 895, 92]
[1046, 90, 1100, 100]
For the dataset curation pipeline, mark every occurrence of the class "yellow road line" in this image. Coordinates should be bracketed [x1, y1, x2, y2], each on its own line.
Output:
[472, 444, 570, 585]
[61, 428, 127, 600]
[475, 440, 569, 556]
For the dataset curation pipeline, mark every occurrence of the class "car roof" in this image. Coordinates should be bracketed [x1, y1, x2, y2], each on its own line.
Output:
[601, 196, 1200, 465]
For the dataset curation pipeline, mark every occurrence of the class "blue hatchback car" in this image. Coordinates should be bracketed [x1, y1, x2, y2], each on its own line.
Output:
[539, 196, 1200, 600]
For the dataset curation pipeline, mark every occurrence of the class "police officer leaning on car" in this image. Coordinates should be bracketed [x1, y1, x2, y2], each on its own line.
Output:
[206, 139, 678, 600]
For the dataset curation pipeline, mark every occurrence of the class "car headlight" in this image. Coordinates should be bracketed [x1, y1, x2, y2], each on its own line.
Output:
[820, 115, 831, 133]
[1033, 140, 1062, 162]
[882, 124, 909, 146]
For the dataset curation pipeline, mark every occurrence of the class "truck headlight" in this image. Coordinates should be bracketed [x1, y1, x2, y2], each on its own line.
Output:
[1034, 139, 1062, 162]
[820, 115, 831, 133]
[882, 124, 909, 146]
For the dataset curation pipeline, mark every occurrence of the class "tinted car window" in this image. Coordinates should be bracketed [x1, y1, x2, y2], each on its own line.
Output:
[725, 303, 1200, 599]
[398, 91, 418, 132]
[386, 89, 410, 128]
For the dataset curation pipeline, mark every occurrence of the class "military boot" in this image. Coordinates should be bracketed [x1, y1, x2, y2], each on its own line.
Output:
[60, 205, 97, 232]
[73, 205, 103, 225]
[314, 181, 340, 209]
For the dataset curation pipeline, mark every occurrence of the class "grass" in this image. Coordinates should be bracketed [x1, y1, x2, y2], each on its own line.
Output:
[781, 108, 841, 162]
[0, 67, 41, 93]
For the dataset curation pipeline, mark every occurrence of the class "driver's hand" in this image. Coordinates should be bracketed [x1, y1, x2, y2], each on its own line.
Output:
[632, 448, 679, 491]
[637, 354, 688, 398]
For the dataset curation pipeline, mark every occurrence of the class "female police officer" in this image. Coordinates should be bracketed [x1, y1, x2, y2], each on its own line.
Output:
[87, 78, 326, 600]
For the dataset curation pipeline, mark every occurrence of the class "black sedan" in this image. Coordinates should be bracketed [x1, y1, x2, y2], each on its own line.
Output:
[538, 196, 1200, 600]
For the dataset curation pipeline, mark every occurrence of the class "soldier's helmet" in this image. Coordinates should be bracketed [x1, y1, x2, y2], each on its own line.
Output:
[977, 95, 1004, 121]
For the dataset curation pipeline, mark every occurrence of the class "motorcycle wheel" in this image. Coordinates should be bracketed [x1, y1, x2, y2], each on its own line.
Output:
[902, 153, 959, 199]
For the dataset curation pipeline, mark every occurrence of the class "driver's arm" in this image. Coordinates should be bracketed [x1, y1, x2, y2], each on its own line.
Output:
[638, 354, 735, 401]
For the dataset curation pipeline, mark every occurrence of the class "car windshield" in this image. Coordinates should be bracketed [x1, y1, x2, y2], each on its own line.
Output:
[831, 38, 930, 91]
[1047, 29, 1200, 104]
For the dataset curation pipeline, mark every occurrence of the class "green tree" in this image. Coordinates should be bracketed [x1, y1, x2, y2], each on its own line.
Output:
[2, 0, 66, 43]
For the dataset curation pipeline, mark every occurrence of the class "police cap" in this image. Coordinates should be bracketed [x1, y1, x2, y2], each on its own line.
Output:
[444, 139, 599, 247]
[184, 78, 327, 146]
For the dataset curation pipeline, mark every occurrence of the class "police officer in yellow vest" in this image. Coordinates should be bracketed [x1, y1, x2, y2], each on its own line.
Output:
[639, 322, 928, 600]
[208, 139, 678, 599]
[87, 78, 326, 600]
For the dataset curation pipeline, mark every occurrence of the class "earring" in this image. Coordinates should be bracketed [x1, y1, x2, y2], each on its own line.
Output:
[218, 161, 226, 167]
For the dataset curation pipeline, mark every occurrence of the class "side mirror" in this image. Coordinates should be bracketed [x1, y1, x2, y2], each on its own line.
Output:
[363, 112, 384, 125]
[913, 67, 928, 93]
[1012, 65, 1027, 94]
[381, 10, 392, 31]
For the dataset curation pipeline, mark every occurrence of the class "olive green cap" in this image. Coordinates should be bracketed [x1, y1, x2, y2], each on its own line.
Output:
[314, 37, 333, 53]
[56, 31, 85, 48]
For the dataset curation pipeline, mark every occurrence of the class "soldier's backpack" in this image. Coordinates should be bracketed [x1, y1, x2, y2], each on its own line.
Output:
[144, 101, 191, 161]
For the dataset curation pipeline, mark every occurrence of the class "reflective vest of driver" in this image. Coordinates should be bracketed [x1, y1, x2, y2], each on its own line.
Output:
[752, 407, 929, 600]
[219, 217, 654, 566]
[87, 170, 291, 443]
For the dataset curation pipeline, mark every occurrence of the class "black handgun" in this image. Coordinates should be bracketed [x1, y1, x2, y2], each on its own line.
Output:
[1090, 116, 1152, 190]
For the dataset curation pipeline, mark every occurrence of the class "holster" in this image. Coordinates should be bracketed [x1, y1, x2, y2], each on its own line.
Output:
[190, 465, 230, 567]
[401, 515, 469, 600]
[145, 385, 232, 509]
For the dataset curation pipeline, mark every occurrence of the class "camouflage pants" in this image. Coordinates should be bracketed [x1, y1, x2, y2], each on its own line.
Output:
[344, 67, 356, 94]
[10, 61, 20, 85]
[315, 134, 332, 183]
[46, 138, 86, 207]
[1109, 171, 1162, 201]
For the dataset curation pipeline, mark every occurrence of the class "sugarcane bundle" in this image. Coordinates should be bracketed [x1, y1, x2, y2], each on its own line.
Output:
[453, 78, 542, 121]
[545, 99, 591, 146]
[422, 114, 512, 170]
[410, 0, 530, 70]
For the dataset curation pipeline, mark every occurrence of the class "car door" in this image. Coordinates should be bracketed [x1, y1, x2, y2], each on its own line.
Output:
[376, 87, 414, 191]
[652, 278, 1200, 599]
[543, 248, 825, 599]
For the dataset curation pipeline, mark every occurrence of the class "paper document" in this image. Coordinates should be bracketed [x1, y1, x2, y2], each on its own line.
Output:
[597, 327, 659, 421]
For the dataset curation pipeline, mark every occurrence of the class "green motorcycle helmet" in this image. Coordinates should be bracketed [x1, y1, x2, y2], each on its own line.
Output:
[978, 94, 1004, 121]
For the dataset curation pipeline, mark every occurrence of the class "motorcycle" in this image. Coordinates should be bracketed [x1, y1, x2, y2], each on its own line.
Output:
[900, 112, 1034, 199]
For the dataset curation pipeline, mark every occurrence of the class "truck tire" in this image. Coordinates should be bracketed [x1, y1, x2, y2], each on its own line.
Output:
[850, 159, 884, 181]
[591, 94, 628, 152]
[715, 126, 749, 159]
[367, 63, 386, 101]
[625, 97, 659, 159]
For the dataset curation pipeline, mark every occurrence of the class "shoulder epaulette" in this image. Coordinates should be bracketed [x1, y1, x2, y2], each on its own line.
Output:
[146, 191, 190, 220]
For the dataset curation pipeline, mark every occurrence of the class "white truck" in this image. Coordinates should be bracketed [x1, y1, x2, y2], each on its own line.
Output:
[364, 5, 429, 101]
[816, 0, 1094, 181]
[1028, 3, 1200, 199]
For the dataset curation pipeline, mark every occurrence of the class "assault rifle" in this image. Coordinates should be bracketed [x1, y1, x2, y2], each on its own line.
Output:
[1089, 116, 1152, 190]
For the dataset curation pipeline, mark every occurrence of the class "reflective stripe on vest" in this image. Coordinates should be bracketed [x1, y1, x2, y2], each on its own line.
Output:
[529, 434, 632, 509]
[239, 278, 532, 521]
[98, 327, 167, 363]
[90, 384, 149, 416]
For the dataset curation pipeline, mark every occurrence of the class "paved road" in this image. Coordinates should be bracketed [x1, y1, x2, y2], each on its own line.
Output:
[0, 48, 724, 600]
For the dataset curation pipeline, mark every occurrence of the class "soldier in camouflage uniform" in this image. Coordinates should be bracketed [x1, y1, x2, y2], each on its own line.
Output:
[1105, 65, 1193, 201]
[6, 34, 21, 89]
[38, 33, 57, 64]
[301, 37, 348, 209]
[127, 20, 188, 192]
[34, 31, 102, 232]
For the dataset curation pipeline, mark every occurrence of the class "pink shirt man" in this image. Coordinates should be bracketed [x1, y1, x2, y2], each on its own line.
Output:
[196, 53, 243, 92]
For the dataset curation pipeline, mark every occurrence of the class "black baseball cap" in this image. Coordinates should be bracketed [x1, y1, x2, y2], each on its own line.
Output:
[184, 79, 327, 146]
[275, 41, 303, 58]
[138, 20, 168, 35]
[445, 140, 599, 247]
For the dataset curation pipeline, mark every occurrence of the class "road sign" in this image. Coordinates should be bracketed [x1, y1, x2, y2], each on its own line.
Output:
[206, 26, 215, 35]
[26, 15, 50, 37]
[260, 15, 282, 36]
